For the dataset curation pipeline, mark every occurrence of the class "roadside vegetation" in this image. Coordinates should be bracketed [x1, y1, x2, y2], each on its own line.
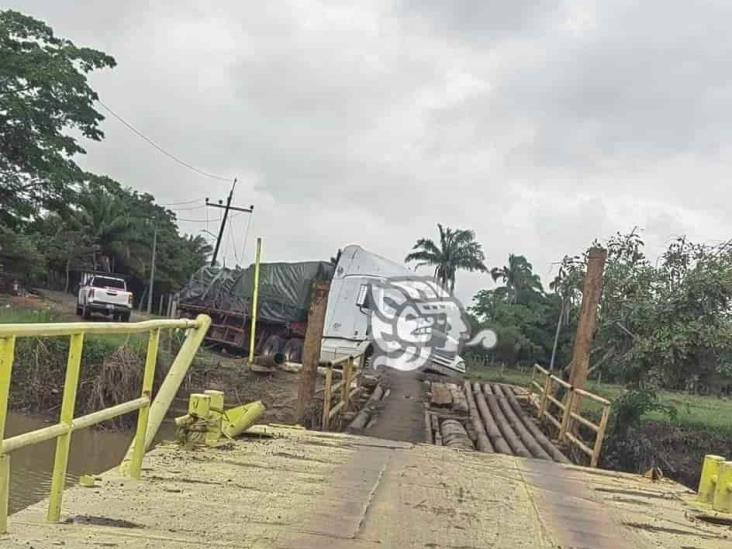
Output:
[0, 10, 211, 307]
[456, 228, 732, 486]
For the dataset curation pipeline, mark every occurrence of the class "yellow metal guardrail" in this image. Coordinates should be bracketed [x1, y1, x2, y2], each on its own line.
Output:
[529, 364, 611, 467]
[0, 314, 211, 533]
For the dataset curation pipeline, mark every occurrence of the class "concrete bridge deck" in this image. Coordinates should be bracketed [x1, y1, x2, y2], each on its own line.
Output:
[6, 426, 731, 548]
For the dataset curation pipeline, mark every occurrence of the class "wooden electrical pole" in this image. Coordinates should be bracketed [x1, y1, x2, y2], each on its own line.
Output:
[568, 247, 607, 403]
[295, 281, 330, 426]
[206, 178, 254, 267]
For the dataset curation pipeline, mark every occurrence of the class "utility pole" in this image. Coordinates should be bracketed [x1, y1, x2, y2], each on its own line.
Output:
[295, 281, 330, 426]
[568, 248, 607, 410]
[146, 224, 158, 314]
[206, 178, 254, 267]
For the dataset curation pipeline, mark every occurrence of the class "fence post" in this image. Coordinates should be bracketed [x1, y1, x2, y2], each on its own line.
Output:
[558, 387, 574, 442]
[129, 328, 160, 479]
[539, 374, 551, 421]
[47, 332, 84, 522]
[342, 357, 353, 410]
[591, 405, 611, 467]
[322, 367, 333, 430]
[0, 336, 16, 534]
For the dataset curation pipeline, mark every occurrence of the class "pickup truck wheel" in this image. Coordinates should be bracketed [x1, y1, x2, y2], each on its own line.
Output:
[75, 305, 82, 316]
[81, 304, 91, 320]
[121, 312, 131, 322]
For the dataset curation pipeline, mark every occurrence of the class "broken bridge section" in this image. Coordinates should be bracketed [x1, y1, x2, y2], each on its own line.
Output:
[5, 426, 732, 548]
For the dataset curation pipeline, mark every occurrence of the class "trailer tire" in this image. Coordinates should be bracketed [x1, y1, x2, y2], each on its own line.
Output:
[260, 335, 285, 363]
[282, 338, 304, 363]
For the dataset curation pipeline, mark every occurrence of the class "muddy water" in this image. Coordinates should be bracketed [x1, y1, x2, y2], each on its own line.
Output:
[6, 412, 174, 514]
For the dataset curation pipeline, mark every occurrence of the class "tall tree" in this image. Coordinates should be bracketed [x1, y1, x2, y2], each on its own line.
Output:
[405, 224, 487, 291]
[0, 9, 115, 227]
[490, 254, 543, 303]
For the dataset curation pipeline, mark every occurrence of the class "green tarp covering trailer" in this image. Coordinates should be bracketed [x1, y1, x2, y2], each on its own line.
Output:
[177, 261, 334, 362]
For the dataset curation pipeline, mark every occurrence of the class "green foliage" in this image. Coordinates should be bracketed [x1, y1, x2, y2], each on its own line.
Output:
[405, 223, 487, 291]
[610, 389, 677, 437]
[0, 9, 115, 226]
[471, 254, 565, 365]
[0, 10, 211, 302]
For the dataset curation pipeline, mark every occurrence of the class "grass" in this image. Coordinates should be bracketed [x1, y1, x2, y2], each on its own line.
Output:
[466, 362, 732, 434]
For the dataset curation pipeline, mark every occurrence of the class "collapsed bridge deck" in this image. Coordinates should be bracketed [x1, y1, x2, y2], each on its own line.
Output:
[6, 426, 731, 548]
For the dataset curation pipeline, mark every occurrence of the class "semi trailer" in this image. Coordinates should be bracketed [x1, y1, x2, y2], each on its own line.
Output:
[177, 245, 465, 376]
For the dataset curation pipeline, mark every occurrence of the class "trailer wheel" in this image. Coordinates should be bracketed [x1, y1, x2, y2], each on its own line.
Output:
[260, 335, 285, 364]
[282, 338, 304, 364]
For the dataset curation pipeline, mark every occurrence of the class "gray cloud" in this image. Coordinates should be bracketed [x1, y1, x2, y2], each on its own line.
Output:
[9, 0, 732, 303]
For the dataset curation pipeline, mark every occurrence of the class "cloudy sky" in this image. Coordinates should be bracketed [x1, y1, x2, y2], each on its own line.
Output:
[11, 1, 732, 303]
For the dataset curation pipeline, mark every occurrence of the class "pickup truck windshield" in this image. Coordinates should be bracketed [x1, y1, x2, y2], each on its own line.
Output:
[91, 277, 126, 290]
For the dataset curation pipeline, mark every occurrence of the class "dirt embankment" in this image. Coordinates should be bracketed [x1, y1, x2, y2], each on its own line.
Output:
[603, 422, 732, 489]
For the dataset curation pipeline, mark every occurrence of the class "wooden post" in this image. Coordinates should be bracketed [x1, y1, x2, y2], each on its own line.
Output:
[569, 248, 607, 411]
[539, 375, 551, 421]
[591, 405, 611, 467]
[342, 357, 353, 410]
[295, 281, 330, 425]
[321, 367, 333, 431]
[558, 388, 574, 442]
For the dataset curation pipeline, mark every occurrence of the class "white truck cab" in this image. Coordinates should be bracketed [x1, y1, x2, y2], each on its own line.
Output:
[321, 245, 466, 377]
[77, 274, 133, 321]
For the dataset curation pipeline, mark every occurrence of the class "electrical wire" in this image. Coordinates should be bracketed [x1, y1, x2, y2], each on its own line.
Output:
[169, 204, 205, 212]
[160, 197, 206, 206]
[97, 99, 232, 183]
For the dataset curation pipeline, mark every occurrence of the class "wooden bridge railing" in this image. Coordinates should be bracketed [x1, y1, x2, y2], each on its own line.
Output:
[529, 364, 611, 467]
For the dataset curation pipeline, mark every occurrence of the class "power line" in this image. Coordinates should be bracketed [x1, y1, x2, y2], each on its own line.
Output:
[97, 99, 232, 183]
[169, 204, 205, 212]
[160, 197, 206, 206]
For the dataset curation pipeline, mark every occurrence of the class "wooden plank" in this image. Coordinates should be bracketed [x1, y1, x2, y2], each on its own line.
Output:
[565, 431, 593, 457]
[591, 406, 611, 468]
[569, 411, 599, 432]
[574, 387, 611, 406]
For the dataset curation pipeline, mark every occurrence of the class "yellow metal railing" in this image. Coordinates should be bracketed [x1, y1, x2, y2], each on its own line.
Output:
[528, 364, 611, 467]
[0, 314, 211, 533]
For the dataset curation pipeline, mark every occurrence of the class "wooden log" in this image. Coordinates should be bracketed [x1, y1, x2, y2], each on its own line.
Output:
[424, 411, 433, 444]
[431, 413, 442, 446]
[503, 385, 570, 464]
[431, 383, 452, 407]
[471, 383, 511, 454]
[480, 383, 531, 458]
[440, 419, 474, 450]
[491, 384, 552, 461]
[447, 383, 469, 414]
[296, 282, 330, 425]
[346, 384, 384, 433]
[568, 247, 607, 413]
[463, 381, 493, 453]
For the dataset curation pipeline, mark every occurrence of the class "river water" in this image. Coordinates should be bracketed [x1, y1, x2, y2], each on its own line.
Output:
[6, 412, 173, 514]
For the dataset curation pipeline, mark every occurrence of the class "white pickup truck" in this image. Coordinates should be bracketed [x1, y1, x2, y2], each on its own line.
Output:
[76, 274, 133, 321]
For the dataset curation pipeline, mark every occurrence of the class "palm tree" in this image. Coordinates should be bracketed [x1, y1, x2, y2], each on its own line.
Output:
[490, 254, 543, 303]
[70, 188, 140, 271]
[405, 224, 487, 292]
